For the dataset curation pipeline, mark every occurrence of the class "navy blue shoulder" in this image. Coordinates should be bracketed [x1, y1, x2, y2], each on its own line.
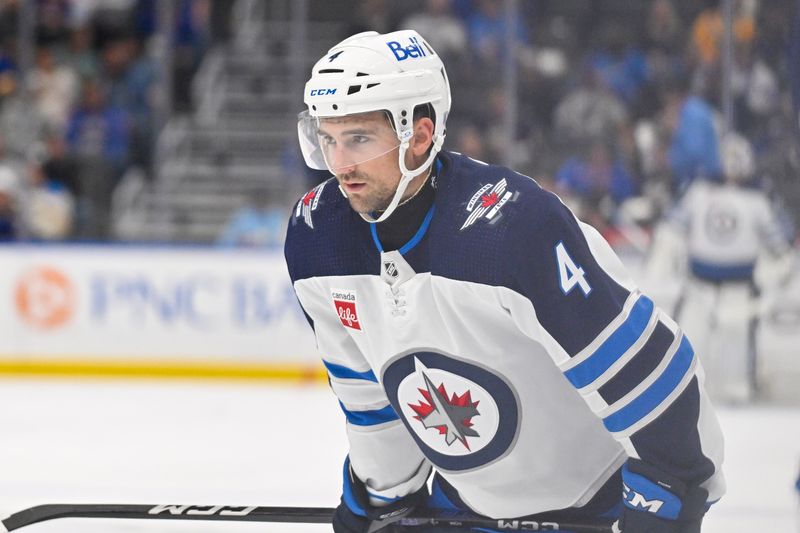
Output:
[284, 177, 375, 283]
[430, 151, 630, 355]
[428, 151, 556, 287]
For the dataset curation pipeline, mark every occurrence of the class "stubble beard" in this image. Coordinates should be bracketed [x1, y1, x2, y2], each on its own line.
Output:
[339, 173, 396, 214]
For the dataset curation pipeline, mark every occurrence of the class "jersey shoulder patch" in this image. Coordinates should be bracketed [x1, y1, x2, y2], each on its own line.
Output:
[437, 152, 545, 234]
[293, 179, 332, 230]
[285, 177, 371, 283]
[427, 152, 552, 287]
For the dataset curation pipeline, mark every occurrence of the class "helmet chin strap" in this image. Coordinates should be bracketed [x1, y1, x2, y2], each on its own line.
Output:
[357, 134, 443, 224]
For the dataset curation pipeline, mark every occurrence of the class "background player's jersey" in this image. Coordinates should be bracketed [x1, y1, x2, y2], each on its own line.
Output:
[670, 180, 789, 281]
[285, 151, 725, 518]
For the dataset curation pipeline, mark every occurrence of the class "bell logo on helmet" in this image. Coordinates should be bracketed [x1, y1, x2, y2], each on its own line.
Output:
[310, 88, 337, 96]
[386, 36, 427, 61]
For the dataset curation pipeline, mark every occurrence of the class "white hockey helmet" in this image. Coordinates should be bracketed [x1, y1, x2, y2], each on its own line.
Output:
[297, 30, 451, 222]
[720, 132, 755, 182]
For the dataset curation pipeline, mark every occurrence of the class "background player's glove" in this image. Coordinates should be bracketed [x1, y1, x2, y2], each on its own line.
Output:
[332, 457, 429, 533]
[617, 459, 709, 533]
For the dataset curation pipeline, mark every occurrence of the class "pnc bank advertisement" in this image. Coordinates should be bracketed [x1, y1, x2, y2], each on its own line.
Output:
[0, 245, 319, 370]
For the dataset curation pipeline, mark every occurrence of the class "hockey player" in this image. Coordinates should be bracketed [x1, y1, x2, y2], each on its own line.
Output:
[285, 30, 725, 533]
[665, 133, 792, 403]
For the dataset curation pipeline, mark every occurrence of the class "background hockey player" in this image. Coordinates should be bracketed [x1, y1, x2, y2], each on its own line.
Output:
[285, 30, 725, 533]
[653, 132, 792, 403]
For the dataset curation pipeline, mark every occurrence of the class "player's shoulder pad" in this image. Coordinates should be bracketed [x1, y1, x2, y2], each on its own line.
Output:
[287, 177, 343, 233]
[434, 151, 561, 235]
[284, 176, 365, 282]
[427, 152, 568, 287]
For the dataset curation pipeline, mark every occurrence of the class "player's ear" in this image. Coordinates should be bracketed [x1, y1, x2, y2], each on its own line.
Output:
[410, 117, 434, 157]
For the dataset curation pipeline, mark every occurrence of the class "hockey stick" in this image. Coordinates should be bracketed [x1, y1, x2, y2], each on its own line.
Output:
[0, 503, 617, 532]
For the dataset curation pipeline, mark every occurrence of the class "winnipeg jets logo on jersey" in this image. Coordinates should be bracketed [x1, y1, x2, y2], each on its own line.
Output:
[295, 182, 327, 229]
[399, 358, 493, 457]
[408, 370, 481, 450]
[383, 352, 520, 471]
[460, 178, 516, 230]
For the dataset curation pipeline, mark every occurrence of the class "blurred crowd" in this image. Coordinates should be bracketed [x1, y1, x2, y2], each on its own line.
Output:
[354, 0, 800, 246]
[0, 0, 215, 241]
[1, 0, 799, 250]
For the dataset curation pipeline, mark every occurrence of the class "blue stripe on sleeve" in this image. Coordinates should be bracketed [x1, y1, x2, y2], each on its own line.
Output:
[339, 401, 399, 426]
[324, 360, 378, 382]
[603, 336, 695, 433]
[564, 296, 654, 389]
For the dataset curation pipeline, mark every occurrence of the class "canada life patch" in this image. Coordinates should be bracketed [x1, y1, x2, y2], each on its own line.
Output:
[295, 181, 327, 229]
[331, 289, 361, 331]
[460, 178, 516, 230]
[382, 351, 520, 471]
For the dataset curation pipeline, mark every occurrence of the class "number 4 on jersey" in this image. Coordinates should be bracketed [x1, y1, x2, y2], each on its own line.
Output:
[555, 241, 592, 296]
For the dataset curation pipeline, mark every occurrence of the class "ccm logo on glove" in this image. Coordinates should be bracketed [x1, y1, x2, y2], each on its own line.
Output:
[623, 483, 665, 513]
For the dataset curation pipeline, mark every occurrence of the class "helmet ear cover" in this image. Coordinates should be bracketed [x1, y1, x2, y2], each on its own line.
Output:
[387, 104, 436, 158]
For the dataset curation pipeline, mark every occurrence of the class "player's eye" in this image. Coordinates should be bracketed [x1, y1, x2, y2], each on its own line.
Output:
[345, 135, 371, 150]
[319, 134, 335, 146]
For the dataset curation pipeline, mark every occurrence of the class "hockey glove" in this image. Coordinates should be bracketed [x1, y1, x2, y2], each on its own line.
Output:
[617, 459, 709, 533]
[332, 458, 429, 533]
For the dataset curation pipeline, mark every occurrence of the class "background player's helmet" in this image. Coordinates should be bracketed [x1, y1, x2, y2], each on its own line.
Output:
[298, 30, 451, 222]
[720, 132, 755, 182]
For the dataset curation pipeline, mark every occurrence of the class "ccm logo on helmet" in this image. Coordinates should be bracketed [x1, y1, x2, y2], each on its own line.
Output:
[387, 37, 427, 61]
[310, 88, 337, 96]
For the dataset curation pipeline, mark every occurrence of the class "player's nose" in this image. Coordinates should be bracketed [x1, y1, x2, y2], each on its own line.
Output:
[328, 145, 357, 174]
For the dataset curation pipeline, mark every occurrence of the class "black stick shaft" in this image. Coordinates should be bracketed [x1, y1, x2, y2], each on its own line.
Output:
[1, 503, 615, 532]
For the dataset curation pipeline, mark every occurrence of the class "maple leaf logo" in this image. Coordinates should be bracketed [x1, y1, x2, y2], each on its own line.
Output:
[408, 372, 480, 450]
[480, 192, 499, 208]
[461, 179, 515, 231]
[295, 182, 327, 229]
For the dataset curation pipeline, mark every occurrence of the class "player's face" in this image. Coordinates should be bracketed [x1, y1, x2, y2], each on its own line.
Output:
[317, 112, 403, 214]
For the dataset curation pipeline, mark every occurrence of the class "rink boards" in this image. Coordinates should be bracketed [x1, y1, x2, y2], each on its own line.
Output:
[0, 244, 323, 381]
[0, 243, 798, 397]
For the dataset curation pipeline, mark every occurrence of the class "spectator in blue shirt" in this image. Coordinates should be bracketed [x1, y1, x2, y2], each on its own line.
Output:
[217, 187, 286, 249]
[64, 77, 130, 238]
[662, 76, 722, 195]
[555, 139, 637, 232]
[587, 23, 649, 106]
[466, 0, 529, 64]
[65, 77, 130, 177]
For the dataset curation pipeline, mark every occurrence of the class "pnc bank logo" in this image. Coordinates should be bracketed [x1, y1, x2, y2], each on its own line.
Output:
[15, 266, 76, 329]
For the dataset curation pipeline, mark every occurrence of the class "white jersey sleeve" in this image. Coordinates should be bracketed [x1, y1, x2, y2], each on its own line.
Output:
[292, 277, 431, 505]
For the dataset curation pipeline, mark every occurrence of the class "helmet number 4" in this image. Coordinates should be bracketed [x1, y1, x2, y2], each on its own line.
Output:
[555, 241, 592, 297]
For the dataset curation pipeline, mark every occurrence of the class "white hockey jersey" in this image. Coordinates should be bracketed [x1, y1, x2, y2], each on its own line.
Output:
[670, 179, 789, 281]
[285, 151, 725, 518]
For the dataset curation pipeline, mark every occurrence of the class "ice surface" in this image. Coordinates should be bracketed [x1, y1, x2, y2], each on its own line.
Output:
[0, 378, 796, 532]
